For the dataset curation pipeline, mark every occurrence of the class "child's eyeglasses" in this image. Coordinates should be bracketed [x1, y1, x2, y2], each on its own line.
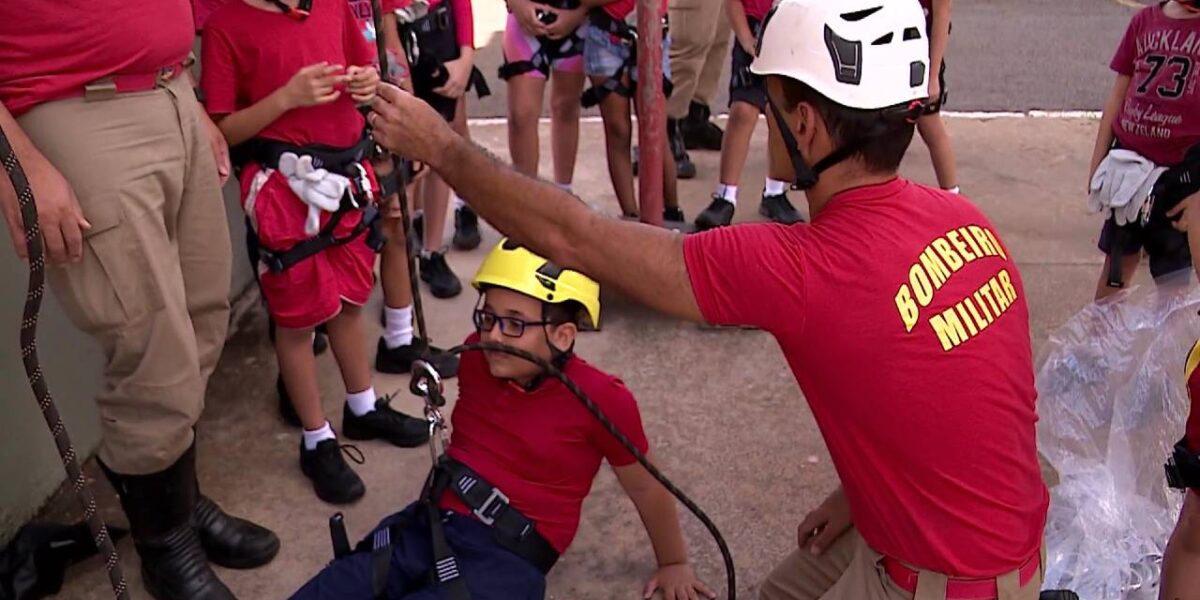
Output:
[473, 309, 554, 338]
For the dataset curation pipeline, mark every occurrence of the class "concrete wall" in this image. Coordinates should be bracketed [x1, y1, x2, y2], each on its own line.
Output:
[0, 181, 253, 544]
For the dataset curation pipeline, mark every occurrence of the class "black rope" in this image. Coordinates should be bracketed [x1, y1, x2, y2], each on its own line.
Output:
[1, 128, 130, 598]
[422, 341, 737, 600]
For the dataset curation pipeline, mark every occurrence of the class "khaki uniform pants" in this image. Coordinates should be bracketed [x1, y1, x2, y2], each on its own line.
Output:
[759, 529, 1045, 600]
[666, 0, 731, 119]
[17, 75, 232, 475]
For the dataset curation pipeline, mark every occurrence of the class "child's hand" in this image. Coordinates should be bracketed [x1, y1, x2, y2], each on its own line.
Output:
[642, 563, 715, 600]
[737, 34, 757, 58]
[928, 75, 941, 104]
[543, 6, 586, 40]
[283, 62, 348, 109]
[434, 56, 473, 99]
[510, 0, 549, 37]
[347, 65, 381, 104]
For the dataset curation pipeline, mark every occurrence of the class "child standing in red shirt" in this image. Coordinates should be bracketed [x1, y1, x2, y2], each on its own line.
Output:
[202, 0, 431, 505]
[291, 241, 713, 599]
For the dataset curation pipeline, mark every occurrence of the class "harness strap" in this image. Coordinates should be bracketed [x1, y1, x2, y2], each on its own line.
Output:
[499, 33, 583, 80]
[1166, 438, 1200, 490]
[580, 10, 672, 108]
[421, 469, 471, 600]
[370, 527, 392, 598]
[259, 204, 386, 274]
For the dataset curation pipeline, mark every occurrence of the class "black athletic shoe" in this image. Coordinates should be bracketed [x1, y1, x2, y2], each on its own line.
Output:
[420, 251, 462, 299]
[312, 330, 328, 356]
[681, 101, 723, 151]
[759, 192, 804, 225]
[694, 196, 735, 231]
[374, 337, 460, 377]
[299, 440, 366, 505]
[342, 397, 431, 448]
[668, 119, 696, 180]
[453, 205, 482, 250]
[663, 206, 686, 223]
[277, 375, 300, 428]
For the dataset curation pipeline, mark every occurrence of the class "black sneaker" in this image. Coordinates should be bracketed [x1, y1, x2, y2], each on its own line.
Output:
[759, 192, 804, 225]
[420, 251, 462, 299]
[312, 329, 328, 356]
[299, 440, 366, 505]
[374, 337, 460, 377]
[277, 375, 300, 428]
[681, 101, 723, 151]
[694, 196, 735, 231]
[453, 206, 482, 251]
[663, 206, 686, 223]
[668, 119, 697, 180]
[342, 396, 431, 448]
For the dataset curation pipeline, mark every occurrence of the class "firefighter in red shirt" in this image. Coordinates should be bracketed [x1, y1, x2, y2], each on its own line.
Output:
[0, 2, 279, 598]
[369, 0, 1050, 596]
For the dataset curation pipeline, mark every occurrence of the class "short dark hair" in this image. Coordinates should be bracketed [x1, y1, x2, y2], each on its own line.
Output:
[543, 301, 585, 326]
[775, 77, 915, 174]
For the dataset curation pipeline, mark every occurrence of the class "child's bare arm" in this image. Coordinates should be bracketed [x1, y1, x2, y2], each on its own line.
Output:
[726, 0, 755, 56]
[614, 456, 715, 599]
[216, 63, 348, 146]
[928, 0, 952, 77]
[380, 12, 414, 91]
[1089, 74, 1130, 187]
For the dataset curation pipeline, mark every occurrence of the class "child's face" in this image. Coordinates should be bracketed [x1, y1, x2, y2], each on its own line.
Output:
[476, 288, 577, 383]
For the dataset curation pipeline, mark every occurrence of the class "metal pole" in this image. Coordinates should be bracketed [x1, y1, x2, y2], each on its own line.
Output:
[636, 0, 665, 227]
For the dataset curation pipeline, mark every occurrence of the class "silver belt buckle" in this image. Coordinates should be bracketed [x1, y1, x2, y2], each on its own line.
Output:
[472, 487, 509, 526]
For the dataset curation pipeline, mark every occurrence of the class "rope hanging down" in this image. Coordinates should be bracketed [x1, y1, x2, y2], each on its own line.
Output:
[1, 128, 130, 599]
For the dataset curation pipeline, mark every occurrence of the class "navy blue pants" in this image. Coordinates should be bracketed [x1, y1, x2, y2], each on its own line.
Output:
[290, 503, 547, 600]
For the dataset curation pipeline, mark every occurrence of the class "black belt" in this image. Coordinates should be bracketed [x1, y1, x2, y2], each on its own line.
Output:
[1166, 438, 1200, 490]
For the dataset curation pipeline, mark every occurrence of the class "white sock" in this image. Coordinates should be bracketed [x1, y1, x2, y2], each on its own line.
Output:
[944, 186, 961, 194]
[383, 304, 415, 349]
[302, 421, 336, 450]
[452, 193, 465, 211]
[555, 181, 574, 194]
[764, 178, 788, 196]
[346, 388, 378, 417]
[715, 184, 738, 204]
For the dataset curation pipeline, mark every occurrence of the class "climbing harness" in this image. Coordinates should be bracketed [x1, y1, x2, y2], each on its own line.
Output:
[2, 123, 130, 599]
[396, 1, 492, 102]
[497, 0, 585, 81]
[579, 11, 673, 108]
[268, 0, 312, 20]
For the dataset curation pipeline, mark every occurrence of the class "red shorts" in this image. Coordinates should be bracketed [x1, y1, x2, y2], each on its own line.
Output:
[241, 163, 377, 330]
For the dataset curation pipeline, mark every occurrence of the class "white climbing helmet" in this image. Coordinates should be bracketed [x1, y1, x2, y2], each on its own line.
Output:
[751, 0, 930, 111]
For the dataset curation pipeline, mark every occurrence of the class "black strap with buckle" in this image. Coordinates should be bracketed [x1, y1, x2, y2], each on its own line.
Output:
[580, 10, 672, 108]
[1166, 438, 1200, 490]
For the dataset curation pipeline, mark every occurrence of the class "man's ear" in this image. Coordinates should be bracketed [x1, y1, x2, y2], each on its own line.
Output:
[548, 322, 579, 352]
[794, 102, 819, 153]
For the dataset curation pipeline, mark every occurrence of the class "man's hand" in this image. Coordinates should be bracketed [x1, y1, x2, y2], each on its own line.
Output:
[283, 62, 348, 109]
[433, 56, 473, 99]
[642, 563, 716, 600]
[370, 84, 457, 167]
[796, 486, 851, 556]
[544, 6, 586, 40]
[347, 65, 381, 104]
[510, 0, 549, 37]
[0, 152, 90, 263]
[200, 111, 231, 185]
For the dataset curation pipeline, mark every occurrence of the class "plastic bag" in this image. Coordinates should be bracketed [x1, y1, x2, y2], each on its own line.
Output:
[1037, 274, 1199, 600]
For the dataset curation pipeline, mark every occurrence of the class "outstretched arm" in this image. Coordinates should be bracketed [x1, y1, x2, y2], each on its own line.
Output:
[369, 84, 704, 322]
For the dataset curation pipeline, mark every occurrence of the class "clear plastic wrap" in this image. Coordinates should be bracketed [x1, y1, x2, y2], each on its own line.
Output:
[1037, 274, 1200, 600]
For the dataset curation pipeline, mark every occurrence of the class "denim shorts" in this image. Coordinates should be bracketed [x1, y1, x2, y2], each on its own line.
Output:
[581, 22, 671, 81]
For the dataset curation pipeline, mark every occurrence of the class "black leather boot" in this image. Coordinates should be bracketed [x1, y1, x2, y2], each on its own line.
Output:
[101, 445, 236, 600]
[191, 494, 280, 570]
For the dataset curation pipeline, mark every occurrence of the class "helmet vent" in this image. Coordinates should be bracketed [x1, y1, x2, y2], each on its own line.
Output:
[501, 239, 522, 250]
[909, 61, 927, 88]
[536, 262, 564, 291]
[839, 7, 881, 21]
[903, 27, 922, 41]
[871, 32, 893, 45]
[824, 25, 863, 85]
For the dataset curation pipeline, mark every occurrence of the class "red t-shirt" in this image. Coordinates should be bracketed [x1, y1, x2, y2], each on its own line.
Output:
[740, 0, 772, 22]
[1110, 5, 1200, 167]
[1187, 343, 1200, 453]
[683, 178, 1048, 577]
[201, 0, 374, 148]
[387, 0, 475, 48]
[441, 334, 650, 553]
[0, 0, 194, 117]
[602, 0, 669, 22]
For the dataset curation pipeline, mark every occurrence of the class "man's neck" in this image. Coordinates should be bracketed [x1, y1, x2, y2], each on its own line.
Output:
[802, 161, 898, 218]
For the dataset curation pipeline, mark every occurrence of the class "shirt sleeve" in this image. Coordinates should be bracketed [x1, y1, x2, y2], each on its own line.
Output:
[343, 0, 376, 67]
[199, 25, 239, 117]
[1109, 9, 1143, 76]
[450, 0, 475, 49]
[589, 379, 649, 467]
[682, 222, 808, 333]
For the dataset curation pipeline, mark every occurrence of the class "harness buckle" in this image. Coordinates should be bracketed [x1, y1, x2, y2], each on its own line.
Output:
[347, 163, 374, 209]
[472, 487, 510, 526]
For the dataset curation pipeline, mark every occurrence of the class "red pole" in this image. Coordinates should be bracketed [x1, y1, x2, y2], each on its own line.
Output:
[635, 0, 665, 226]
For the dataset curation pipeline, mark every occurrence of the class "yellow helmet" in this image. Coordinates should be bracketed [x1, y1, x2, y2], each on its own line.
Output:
[472, 239, 601, 328]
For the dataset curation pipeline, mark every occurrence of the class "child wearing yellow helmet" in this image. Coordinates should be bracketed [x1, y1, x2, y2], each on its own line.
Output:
[292, 239, 713, 599]
[1160, 338, 1200, 596]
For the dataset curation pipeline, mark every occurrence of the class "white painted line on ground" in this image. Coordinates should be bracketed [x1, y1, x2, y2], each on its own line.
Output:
[466, 110, 1102, 126]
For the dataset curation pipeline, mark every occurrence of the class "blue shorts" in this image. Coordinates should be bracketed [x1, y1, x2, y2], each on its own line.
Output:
[581, 22, 671, 81]
[290, 503, 547, 600]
